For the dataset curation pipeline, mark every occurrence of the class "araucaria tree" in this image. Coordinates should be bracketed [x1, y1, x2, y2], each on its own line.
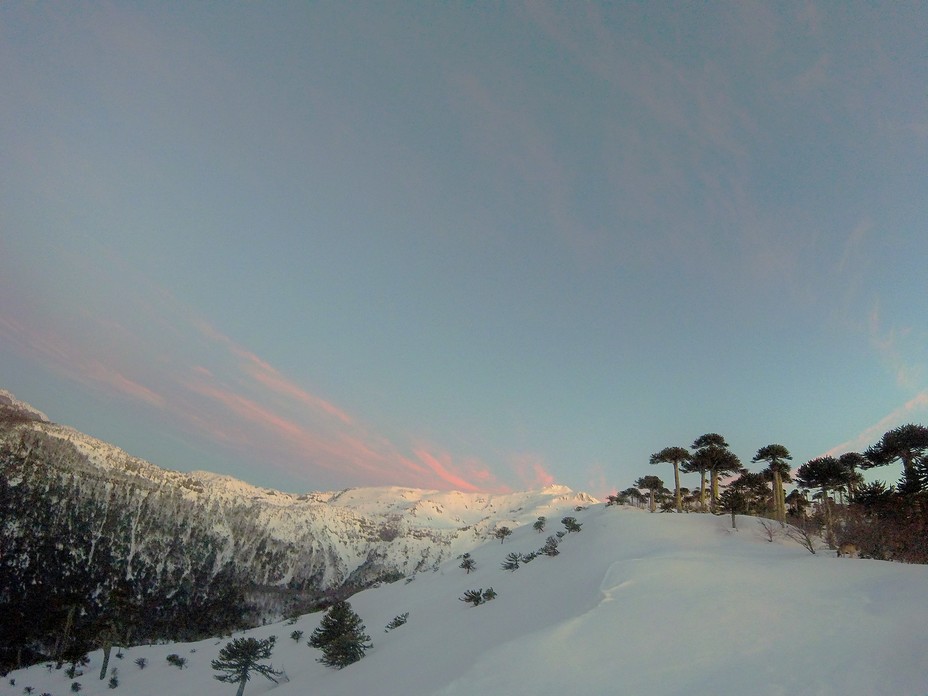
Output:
[494, 526, 513, 543]
[211, 636, 282, 696]
[795, 456, 850, 546]
[561, 516, 582, 533]
[649, 446, 690, 513]
[308, 601, 372, 669]
[753, 444, 792, 522]
[533, 516, 546, 533]
[634, 475, 665, 513]
[501, 552, 522, 571]
[459, 552, 476, 573]
[690, 434, 741, 510]
[863, 424, 928, 494]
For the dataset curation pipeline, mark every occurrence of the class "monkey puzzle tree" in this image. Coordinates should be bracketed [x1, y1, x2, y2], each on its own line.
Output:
[649, 446, 690, 513]
[634, 475, 665, 513]
[690, 434, 741, 511]
[837, 452, 867, 501]
[795, 456, 851, 546]
[863, 424, 928, 494]
[753, 444, 792, 522]
[212, 636, 282, 696]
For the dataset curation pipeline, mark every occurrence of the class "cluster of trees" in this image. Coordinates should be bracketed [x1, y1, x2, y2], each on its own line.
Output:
[612, 425, 928, 562]
[0, 438, 255, 674]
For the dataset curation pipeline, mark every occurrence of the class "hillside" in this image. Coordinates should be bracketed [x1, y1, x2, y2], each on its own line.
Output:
[3, 506, 926, 696]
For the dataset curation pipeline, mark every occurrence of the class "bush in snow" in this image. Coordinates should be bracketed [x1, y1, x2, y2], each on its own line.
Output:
[501, 552, 522, 571]
[385, 613, 409, 632]
[459, 589, 485, 607]
[290, 630, 303, 642]
[459, 553, 476, 573]
[166, 653, 187, 669]
[134, 657, 146, 670]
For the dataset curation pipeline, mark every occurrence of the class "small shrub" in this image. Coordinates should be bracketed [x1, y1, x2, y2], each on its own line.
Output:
[108, 668, 119, 689]
[482, 588, 497, 601]
[71, 682, 82, 693]
[134, 657, 147, 670]
[459, 589, 484, 606]
[290, 629, 304, 642]
[166, 654, 187, 669]
[501, 551, 522, 571]
[115, 650, 124, 659]
[384, 612, 409, 632]
[23, 687, 34, 695]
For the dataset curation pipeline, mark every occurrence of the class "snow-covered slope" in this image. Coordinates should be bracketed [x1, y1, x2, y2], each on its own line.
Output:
[5, 506, 927, 696]
[0, 391, 596, 591]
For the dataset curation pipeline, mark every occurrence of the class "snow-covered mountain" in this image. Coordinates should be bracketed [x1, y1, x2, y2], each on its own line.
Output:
[4, 505, 927, 696]
[0, 390, 595, 600]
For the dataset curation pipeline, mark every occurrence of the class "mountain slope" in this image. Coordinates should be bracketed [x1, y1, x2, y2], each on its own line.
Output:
[0, 390, 596, 651]
[4, 506, 926, 696]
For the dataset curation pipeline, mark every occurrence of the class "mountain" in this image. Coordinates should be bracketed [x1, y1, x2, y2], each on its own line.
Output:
[0, 390, 595, 661]
[3, 504, 927, 696]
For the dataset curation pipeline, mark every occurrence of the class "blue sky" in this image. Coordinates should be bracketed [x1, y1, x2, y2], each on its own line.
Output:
[2, 2, 927, 494]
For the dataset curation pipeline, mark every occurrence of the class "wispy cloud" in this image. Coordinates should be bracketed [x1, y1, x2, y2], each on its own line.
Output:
[1, 280, 514, 492]
[868, 304, 922, 389]
[825, 391, 928, 457]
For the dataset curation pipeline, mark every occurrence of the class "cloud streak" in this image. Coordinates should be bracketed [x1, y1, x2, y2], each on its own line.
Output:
[1, 281, 514, 492]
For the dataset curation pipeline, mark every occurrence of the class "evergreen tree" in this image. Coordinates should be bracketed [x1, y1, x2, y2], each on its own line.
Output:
[541, 535, 560, 556]
[649, 446, 690, 513]
[494, 526, 512, 543]
[634, 475, 665, 513]
[501, 552, 522, 571]
[863, 424, 928, 494]
[308, 601, 371, 669]
[212, 636, 282, 696]
[459, 553, 476, 573]
[561, 516, 582, 533]
[459, 589, 484, 606]
[753, 444, 792, 522]
[533, 516, 546, 533]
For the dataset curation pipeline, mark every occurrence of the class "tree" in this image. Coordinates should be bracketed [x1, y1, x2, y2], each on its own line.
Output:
[459, 589, 485, 607]
[837, 452, 866, 502]
[634, 475, 665, 513]
[532, 516, 546, 533]
[689, 434, 741, 510]
[308, 601, 371, 669]
[863, 424, 928, 493]
[494, 526, 512, 544]
[561, 516, 582, 533]
[459, 553, 476, 573]
[753, 444, 792, 522]
[795, 456, 850, 546]
[212, 636, 282, 696]
[501, 552, 522, 571]
[649, 446, 690, 513]
[540, 535, 560, 556]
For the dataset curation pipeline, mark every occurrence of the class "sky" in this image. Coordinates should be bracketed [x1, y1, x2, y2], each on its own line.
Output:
[2, 2, 927, 495]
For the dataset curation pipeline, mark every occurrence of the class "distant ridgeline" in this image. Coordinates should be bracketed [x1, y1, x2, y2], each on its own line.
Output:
[0, 392, 595, 672]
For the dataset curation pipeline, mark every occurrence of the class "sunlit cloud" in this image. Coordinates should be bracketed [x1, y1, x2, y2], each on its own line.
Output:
[510, 453, 556, 490]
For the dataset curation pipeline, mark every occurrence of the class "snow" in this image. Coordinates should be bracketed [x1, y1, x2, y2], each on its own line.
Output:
[6, 506, 927, 696]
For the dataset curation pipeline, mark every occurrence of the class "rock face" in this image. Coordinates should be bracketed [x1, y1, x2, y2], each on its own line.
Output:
[0, 390, 596, 602]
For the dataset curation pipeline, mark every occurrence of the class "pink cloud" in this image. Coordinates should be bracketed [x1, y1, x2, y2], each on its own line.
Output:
[510, 453, 556, 489]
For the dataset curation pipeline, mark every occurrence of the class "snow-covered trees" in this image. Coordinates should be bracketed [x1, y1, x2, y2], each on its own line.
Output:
[211, 636, 282, 696]
[308, 601, 371, 669]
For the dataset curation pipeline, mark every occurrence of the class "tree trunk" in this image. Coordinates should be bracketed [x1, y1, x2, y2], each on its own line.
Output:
[99, 642, 112, 680]
[710, 470, 719, 510]
[673, 462, 682, 513]
[55, 604, 77, 668]
[236, 677, 247, 696]
[698, 471, 707, 511]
